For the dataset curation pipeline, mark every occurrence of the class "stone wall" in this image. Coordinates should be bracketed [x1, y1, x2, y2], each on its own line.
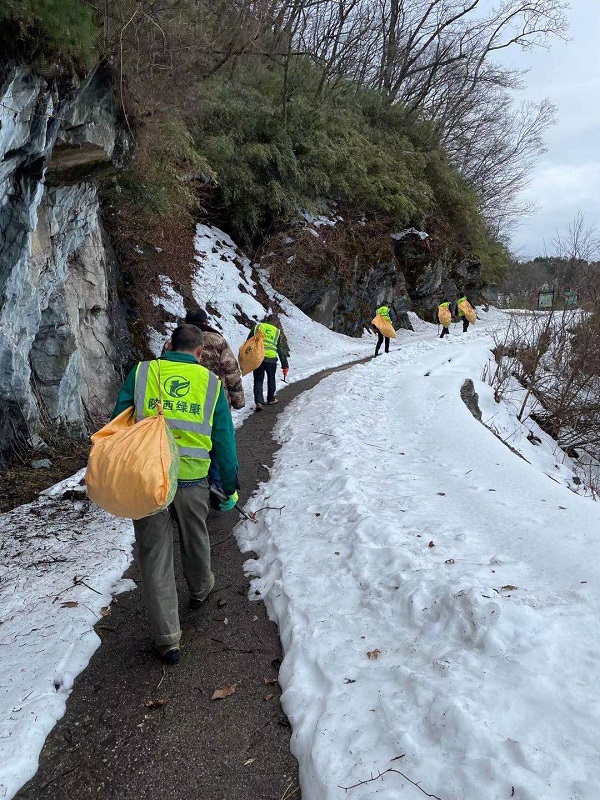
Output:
[0, 63, 132, 460]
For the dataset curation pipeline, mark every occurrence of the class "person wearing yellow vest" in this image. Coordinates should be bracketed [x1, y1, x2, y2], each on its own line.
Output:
[373, 304, 396, 356]
[247, 314, 289, 411]
[112, 324, 239, 665]
[457, 295, 471, 333]
[438, 301, 451, 338]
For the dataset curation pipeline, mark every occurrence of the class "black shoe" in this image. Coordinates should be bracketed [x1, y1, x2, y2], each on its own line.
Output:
[154, 645, 180, 665]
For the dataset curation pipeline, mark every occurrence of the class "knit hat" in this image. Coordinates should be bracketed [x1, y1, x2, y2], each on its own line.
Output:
[185, 306, 208, 326]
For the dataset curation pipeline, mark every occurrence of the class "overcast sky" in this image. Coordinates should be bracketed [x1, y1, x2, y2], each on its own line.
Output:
[503, 2, 600, 258]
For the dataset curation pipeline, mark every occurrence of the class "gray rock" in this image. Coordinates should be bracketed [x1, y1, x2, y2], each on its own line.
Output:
[31, 459, 53, 469]
[29, 434, 49, 451]
[460, 379, 482, 421]
[0, 64, 133, 464]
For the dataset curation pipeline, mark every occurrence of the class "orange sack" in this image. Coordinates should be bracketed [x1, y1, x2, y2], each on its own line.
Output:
[238, 328, 265, 376]
[458, 299, 477, 324]
[86, 407, 180, 520]
[438, 305, 452, 327]
[371, 314, 397, 339]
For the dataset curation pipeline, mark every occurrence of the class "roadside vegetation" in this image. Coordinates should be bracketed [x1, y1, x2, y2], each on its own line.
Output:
[1, 0, 569, 289]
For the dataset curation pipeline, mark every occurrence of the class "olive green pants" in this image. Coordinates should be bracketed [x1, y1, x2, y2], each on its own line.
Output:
[133, 481, 211, 648]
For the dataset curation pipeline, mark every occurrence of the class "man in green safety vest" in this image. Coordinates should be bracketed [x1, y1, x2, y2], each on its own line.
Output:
[248, 314, 289, 411]
[112, 324, 239, 665]
[373, 304, 396, 356]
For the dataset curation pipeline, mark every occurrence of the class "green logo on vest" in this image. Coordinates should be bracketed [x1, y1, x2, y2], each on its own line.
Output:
[164, 375, 191, 398]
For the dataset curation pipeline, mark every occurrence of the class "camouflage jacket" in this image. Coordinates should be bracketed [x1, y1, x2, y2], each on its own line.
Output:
[200, 328, 245, 410]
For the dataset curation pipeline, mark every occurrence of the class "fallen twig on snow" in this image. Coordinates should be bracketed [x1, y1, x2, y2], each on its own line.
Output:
[339, 767, 443, 798]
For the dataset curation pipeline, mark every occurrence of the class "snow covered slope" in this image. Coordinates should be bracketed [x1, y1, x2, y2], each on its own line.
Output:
[152, 223, 382, 424]
[239, 320, 600, 800]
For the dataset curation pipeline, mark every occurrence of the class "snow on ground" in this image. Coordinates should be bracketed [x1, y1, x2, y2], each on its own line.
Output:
[154, 222, 405, 426]
[238, 316, 600, 800]
[0, 471, 134, 800]
[0, 220, 410, 798]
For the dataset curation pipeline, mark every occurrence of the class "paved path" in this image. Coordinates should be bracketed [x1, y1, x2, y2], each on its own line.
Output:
[18, 357, 371, 800]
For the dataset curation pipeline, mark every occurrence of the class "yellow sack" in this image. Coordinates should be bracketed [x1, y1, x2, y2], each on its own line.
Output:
[438, 305, 452, 327]
[371, 314, 397, 339]
[458, 299, 476, 324]
[86, 406, 180, 520]
[238, 329, 265, 376]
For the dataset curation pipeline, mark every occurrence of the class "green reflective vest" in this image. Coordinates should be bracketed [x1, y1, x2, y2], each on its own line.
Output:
[254, 322, 281, 360]
[457, 297, 467, 316]
[134, 359, 221, 481]
[439, 301, 450, 309]
[376, 306, 391, 321]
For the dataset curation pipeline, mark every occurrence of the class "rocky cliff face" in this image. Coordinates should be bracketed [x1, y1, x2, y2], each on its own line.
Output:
[266, 220, 486, 336]
[0, 63, 132, 461]
[392, 229, 486, 322]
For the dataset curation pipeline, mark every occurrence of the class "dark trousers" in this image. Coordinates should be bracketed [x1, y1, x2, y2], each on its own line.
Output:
[462, 318, 470, 333]
[253, 360, 277, 404]
[133, 482, 211, 647]
[440, 327, 450, 338]
[375, 332, 390, 356]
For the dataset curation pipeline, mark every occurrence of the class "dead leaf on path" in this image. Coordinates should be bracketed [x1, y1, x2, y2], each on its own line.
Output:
[500, 585, 518, 591]
[367, 649, 381, 660]
[264, 677, 278, 686]
[244, 758, 256, 766]
[211, 684, 237, 701]
[344, 678, 356, 684]
[60, 601, 78, 608]
[437, 492, 446, 496]
[145, 698, 166, 710]
[428, 541, 435, 548]
[445, 559, 455, 564]
[264, 693, 274, 701]
[334, 551, 340, 556]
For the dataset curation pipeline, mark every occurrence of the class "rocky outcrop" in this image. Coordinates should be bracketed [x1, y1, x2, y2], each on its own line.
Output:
[0, 63, 132, 461]
[460, 379, 482, 421]
[267, 220, 486, 337]
[295, 258, 413, 336]
[391, 228, 485, 322]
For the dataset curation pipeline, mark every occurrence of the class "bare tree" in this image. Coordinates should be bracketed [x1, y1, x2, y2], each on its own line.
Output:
[552, 212, 600, 264]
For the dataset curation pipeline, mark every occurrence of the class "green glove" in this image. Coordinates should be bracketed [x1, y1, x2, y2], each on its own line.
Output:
[219, 491, 239, 511]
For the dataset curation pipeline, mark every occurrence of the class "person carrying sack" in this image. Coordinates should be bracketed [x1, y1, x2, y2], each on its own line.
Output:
[248, 314, 289, 411]
[111, 324, 239, 665]
[438, 301, 452, 338]
[372, 304, 396, 356]
[184, 305, 245, 410]
[457, 295, 476, 333]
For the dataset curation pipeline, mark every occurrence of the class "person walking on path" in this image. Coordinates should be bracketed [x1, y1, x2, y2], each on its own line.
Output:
[112, 324, 240, 665]
[183, 305, 245, 410]
[249, 314, 289, 411]
[438, 301, 452, 338]
[373, 304, 396, 356]
[457, 295, 473, 333]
